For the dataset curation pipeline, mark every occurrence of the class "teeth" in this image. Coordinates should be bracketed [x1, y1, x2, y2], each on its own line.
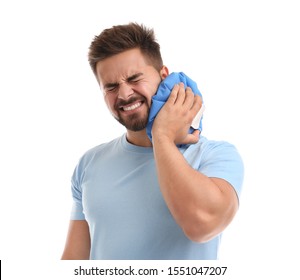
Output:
[123, 102, 142, 111]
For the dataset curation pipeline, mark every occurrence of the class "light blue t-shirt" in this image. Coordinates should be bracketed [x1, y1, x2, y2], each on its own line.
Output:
[70, 134, 244, 260]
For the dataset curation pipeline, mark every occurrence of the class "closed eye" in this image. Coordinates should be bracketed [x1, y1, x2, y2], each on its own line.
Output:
[127, 73, 143, 84]
[103, 73, 144, 94]
[129, 78, 141, 84]
[106, 86, 118, 92]
[104, 83, 119, 94]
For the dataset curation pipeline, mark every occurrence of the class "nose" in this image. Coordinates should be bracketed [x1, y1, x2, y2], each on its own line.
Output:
[118, 82, 134, 100]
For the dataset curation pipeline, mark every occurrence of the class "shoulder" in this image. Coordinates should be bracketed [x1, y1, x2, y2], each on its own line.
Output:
[75, 135, 123, 171]
[183, 136, 242, 162]
[200, 137, 242, 160]
[183, 135, 244, 197]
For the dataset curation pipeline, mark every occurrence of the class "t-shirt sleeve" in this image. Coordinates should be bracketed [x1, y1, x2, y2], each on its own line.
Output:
[70, 162, 86, 220]
[199, 141, 244, 200]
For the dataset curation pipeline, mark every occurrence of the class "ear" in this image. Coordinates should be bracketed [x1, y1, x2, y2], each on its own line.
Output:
[160, 65, 169, 80]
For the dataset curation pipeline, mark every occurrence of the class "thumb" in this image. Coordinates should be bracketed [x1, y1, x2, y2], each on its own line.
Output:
[181, 130, 200, 145]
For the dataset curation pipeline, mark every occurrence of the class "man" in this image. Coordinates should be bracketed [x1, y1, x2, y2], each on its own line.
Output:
[61, 23, 244, 260]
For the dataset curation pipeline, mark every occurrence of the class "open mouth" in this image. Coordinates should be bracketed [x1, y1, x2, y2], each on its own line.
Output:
[120, 101, 143, 112]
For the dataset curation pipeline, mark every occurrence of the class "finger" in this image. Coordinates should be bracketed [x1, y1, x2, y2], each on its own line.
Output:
[193, 129, 201, 138]
[167, 84, 180, 104]
[189, 129, 200, 143]
[181, 130, 200, 145]
[174, 82, 186, 105]
[190, 94, 203, 116]
[182, 86, 195, 109]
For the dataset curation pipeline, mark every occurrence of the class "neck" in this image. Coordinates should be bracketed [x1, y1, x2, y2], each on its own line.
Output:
[126, 129, 153, 147]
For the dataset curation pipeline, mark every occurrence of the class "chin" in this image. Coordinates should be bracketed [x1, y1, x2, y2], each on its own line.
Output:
[118, 115, 148, 131]
[125, 120, 148, 131]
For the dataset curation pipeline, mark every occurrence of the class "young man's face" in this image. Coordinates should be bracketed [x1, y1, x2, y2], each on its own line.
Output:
[96, 48, 168, 131]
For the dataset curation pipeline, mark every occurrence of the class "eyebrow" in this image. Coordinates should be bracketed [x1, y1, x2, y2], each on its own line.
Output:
[103, 72, 144, 89]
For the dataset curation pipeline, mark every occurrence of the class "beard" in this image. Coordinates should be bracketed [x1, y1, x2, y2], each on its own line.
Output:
[114, 96, 150, 131]
[116, 109, 149, 131]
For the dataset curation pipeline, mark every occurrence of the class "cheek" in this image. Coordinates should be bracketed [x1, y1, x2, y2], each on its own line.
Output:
[104, 96, 118, 116]
[137, 84, 158, 105]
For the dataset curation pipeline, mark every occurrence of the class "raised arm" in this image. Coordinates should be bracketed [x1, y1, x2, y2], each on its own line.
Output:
[152, 83, 239, 242]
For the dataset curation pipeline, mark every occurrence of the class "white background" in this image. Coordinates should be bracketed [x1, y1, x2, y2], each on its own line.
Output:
[1, 0, 299, 279]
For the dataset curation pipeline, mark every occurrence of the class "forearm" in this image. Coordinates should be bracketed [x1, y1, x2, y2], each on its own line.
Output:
[61, 220, 91, 260]
[152, 136, 234, 242]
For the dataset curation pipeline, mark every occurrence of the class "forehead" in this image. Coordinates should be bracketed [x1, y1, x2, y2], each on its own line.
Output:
[96, 48, 150, 85]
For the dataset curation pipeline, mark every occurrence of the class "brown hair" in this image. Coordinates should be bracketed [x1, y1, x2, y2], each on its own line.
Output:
[88, 22, 163, 76]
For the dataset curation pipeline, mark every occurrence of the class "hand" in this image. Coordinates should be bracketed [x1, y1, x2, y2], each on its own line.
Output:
[152, 82, 202, 145]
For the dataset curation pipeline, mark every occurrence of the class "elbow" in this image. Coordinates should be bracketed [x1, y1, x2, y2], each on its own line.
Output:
[182, 200, 238, 243]
[181, 214, 222, 243]
[183, 226, 217, 243]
